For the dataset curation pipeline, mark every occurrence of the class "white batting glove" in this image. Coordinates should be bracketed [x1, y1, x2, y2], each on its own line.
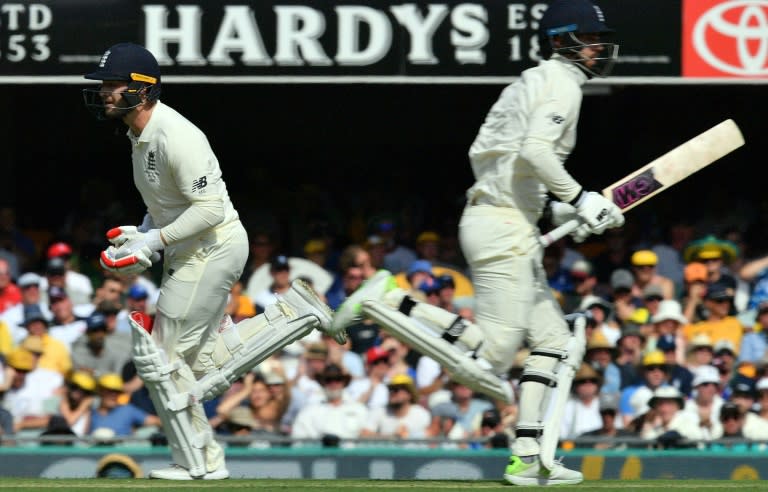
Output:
[548, 200, 578, 226]
[574, 191, 625, 235]
[100, 245, 153, 275]
[571, 223, 593, 243]
[107, 227, 165, 261]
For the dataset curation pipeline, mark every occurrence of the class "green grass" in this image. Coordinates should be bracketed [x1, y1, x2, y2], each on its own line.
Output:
[0, 480, 767, 491]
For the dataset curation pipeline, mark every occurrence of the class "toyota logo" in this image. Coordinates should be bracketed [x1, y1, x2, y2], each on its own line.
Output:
[693, 0, 768, 76]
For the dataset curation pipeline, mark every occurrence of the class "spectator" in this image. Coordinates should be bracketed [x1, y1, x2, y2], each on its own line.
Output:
[682, 261, 709, 324]
[710, 402, 750, 451]
[562, 260, 599, 314]
[561, 363, 603, 439]
[321, 331, 364, 380]
[683, 282, 743, 356]
[614, 327, 645, 390]
[252, 255, 293, 313]
[584, 331, 621, 396]
[580, 392, 635, 450]
[0, 258, 21, 314]
[737, 302, 768, 363]
[89, 373, 161, 438]
[656, 335, 693, 398]
[429, 380, 493, 440]
[303, 239, 330, 271]
[683, 235, 745, 311]
[290, 363, 369, 444]
[620, 350, 670, 427]
[346, 346, 391, 410]
[372, 216, 417, 276]
[241, 228, 277, 288]
[629, 250, 675, 301]
[647, 299, 688, 365]
[609, 268, 641, 326]
[1, 272, 50, 346]
[683, 365, 724, 441]
[2, 345, 62, 433]
[361, 374, 431, 441]
[686, 333, 715, 372]
[71, 312, 129, 377]
[43, 241, 94, 307]
[212, 372, 285, 435]
[46, 286, 87, 353]
[727, 377, 768, 440]
[639, 386, 702, 445]
[291, 342, 329, 406]
[21, 304, 72, 376]
[379, 333, 416, 381]
[579, 295, 620, 346]
[95, 300, 131, 356]
[57, 370, 97, 437]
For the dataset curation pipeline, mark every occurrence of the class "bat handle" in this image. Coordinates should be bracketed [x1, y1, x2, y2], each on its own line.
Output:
[539, 219, 581, 248]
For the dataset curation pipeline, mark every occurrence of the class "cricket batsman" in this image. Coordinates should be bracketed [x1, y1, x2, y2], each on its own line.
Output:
[332, 0, 623, 485]
[83, 43, 345, 480]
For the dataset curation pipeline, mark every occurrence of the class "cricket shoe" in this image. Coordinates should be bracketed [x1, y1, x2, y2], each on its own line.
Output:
[149, 464, 230, 480]
[503, 455, 583, 486]
[280, 279, 338, 342]
[331, 269, 397, 332]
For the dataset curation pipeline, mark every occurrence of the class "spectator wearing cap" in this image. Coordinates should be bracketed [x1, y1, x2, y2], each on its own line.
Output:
[561, 363, 604, 439]
[47, 286, 88, 353]
[89, 373, 161, 438]
[580, 392, 637, 449]
[70, 312, 129, 377]
[655, 334, 693, 398]
[0, 258, 21, 315]
[303, 238, 329, 271]
[682, 365, 724, 440]
[709, 402, 751, 451]
[683, 234, 750, 311]
[116, 284, 152, 334]
[620, 350, 671, 428]
[58, 370, 97, 437]
[609, 268, 642, 326]
[252, 255, 292, 313]
[682, 261, 709, 324]
[563, 259, 600, 314]
[629, 250, 675, 301]
[683, 282, 743, 355]
[40, 256, 92, 309]
[686, 333, 715, 372]
[371, 216, 417, 276]
[714, 340, 738, 376]
[400, 260, 433, 302]
[584, 331, 621, 395]
[0, 272, 52, 346]
[429, 379, 494, 440]
[639, 386, 701, 444]
[346, 346, 391, 410]
[580, 294, 620, 346]
[2, 347, 59, 432]
[647, 299, 689, 366]
[290, 363, 369, 444]
[20, 304, 71, 376]
[292, 342, 329, 407]
[43, 241, 94, 307]
[727, 376, 768, 440]
[361, 373, 431, 440]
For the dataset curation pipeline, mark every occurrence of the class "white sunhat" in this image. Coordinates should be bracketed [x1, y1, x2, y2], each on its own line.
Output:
[650, 299, 688, 325]
[692, 364, 720, 387]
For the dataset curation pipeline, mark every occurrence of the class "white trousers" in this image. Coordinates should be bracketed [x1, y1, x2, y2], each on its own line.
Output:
[458, 204, 570, 373]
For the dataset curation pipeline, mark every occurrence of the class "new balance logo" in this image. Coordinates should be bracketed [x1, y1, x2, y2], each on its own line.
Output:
[192, 176, 208, 192]
[549, 113, 565, 124]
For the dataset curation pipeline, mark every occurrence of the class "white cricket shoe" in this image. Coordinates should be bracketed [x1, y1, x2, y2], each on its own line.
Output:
[149, 464, 230, 480]
[331, 269, 396, 332]
[503, 455, 583, 486]
[281, 279, 338, 341]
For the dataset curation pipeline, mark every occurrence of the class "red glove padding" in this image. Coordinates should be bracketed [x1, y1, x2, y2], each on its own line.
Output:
[100, 246, 153, 275]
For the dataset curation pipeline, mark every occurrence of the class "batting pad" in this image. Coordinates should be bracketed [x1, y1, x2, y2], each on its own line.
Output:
[361, 300, 512, 403]
[130, 316, 210, 478]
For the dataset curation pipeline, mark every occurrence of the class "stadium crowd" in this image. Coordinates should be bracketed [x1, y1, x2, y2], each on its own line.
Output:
[2, 205, 768, 452]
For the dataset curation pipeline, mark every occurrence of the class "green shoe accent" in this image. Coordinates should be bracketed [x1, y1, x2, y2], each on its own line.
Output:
[504, 456, 534, 476]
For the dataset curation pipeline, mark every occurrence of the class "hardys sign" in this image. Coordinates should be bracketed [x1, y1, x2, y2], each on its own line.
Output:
[0, 0, 751, 83]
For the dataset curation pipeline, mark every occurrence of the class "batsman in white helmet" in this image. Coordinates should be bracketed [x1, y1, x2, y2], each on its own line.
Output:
[83, 43, 344, 480]
[333, 0, 623, 486]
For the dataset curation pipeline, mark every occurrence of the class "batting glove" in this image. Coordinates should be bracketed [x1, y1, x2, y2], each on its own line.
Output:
[574, 191, 625, 235]
[100, 245, 153, 275]
[107, 227, 165, 261]
[547, 200, 578, 226]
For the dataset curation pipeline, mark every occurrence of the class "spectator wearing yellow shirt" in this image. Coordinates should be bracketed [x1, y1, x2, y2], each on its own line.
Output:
[19, 305, 71, 376]
[682, 283, 742, 359]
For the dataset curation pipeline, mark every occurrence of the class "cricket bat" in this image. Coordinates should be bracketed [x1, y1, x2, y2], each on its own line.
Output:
[539, 119, 745, 247]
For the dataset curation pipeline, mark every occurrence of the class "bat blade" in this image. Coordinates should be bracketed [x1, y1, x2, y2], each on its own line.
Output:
[603, 118, 744, 213]
[540, 119, 745, 247]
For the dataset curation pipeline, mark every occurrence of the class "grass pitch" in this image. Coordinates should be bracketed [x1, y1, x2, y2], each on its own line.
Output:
[0, 480, 767, 491]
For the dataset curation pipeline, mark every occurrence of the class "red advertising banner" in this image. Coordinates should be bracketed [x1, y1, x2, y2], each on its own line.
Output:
[683, 0, 768, 78]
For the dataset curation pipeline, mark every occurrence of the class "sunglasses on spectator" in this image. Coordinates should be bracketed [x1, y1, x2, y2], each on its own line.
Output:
[575, 378, 600, 385]
[645, 365, 667, 372]
[388, 385, 409, 393]
[323, 376, 347, 384]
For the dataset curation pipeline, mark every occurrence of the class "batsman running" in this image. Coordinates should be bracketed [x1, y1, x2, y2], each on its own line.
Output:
[83, 43, 343, 480]
[333, 0, 623, 485]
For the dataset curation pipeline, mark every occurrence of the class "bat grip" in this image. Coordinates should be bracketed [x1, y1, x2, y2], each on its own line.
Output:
[539, 219, 581, 248]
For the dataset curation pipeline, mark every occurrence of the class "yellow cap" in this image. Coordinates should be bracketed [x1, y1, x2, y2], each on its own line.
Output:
[642, 350, 666, 366]
[416, 231, 440, 244]
[69, 371, 97, 392]
[97, 373, 124, 392]
[303, 239, 326, 255]
[631, 250, 658, 266]
[6, 348, 35, 371]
